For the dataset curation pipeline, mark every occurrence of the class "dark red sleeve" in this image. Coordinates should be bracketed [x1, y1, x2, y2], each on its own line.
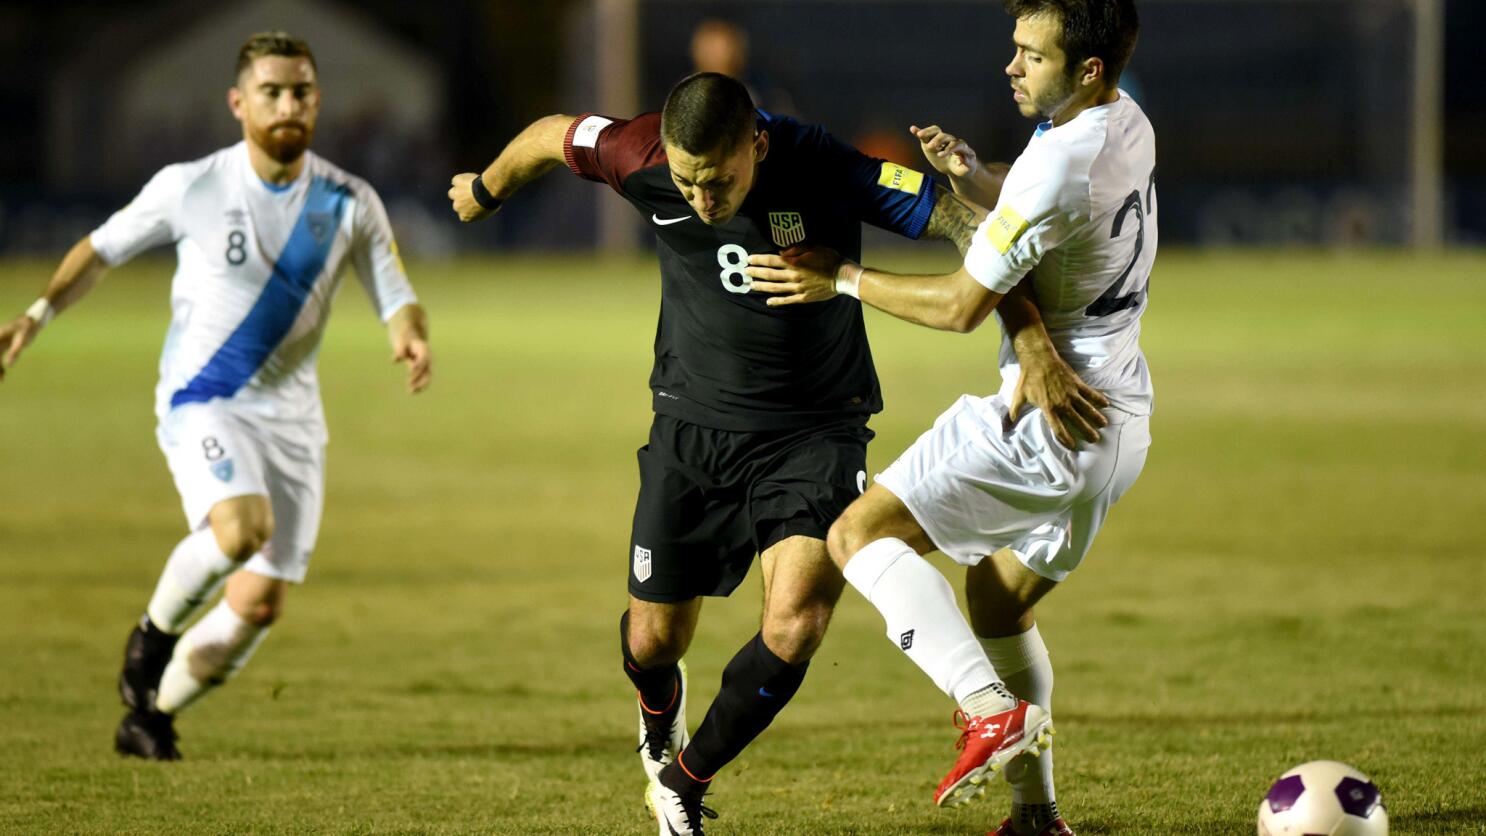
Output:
[563, 112, 667, 195]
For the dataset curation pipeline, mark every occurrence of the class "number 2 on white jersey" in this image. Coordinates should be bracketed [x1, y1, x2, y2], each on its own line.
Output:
[1085, 170, 1155, 317]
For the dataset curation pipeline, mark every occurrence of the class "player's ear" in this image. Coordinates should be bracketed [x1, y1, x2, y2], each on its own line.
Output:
[227, 85, 244, 122]
[753, 130, 769, 163]
[1079, 57, 1105, 89]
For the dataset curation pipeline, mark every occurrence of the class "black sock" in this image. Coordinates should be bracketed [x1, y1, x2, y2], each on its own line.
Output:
[666, 631, 808, 786]
[620, 610, 681, 713]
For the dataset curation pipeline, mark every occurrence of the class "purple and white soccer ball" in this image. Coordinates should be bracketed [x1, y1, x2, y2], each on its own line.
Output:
[1257, 760, 1388, 835]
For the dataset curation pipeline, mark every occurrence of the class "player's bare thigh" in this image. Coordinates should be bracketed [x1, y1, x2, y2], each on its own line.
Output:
[757, 535, 843, 665]
[206, 494, 274, 561]
[627, 596, 703, 668]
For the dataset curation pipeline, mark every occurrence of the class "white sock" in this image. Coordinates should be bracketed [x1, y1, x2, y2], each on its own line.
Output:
[155, 599, 270, 715]
[146, 529, 240, 634]
[982, 624, 1056, 810]
[842, 538, 1010, 709]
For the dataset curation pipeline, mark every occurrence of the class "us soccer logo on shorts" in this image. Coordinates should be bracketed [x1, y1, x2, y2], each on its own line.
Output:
[768, 212, 805, 248]
[210, 459, 234, 483]
[632, 545, 653, 582]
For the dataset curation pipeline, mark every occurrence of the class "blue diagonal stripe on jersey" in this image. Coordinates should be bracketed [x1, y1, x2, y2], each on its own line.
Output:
[171, 176, 349, 408]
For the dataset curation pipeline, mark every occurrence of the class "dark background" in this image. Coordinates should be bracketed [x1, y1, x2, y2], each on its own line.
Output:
[0, 0, 1479, 253]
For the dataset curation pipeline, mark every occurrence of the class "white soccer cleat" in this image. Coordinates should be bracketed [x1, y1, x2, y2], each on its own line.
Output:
[637, 659, 689, 782]
[646, 777, 717, 836]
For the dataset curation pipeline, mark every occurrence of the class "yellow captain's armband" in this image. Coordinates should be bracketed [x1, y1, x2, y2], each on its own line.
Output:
[985, 206, 1029, 255]
[389, 237, 408, 274]
[877, 162, 925, 194]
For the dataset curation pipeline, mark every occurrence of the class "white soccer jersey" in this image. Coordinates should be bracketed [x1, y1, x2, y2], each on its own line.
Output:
[90, 142, 417, 429]
[964, 90, 1157, 415]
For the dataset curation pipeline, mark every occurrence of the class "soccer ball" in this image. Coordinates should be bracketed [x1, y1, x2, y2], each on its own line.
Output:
[1257, 760, 1388, 835]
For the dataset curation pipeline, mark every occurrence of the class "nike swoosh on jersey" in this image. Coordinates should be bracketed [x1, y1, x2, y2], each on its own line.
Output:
[652, 214, 691, 225]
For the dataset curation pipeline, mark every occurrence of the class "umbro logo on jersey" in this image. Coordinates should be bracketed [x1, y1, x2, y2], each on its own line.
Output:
[652, 214, 690, 226]
[899, 629, 915, 650]
[768, 212, 805, 247]
[633, 545, 653, 582]
[224, 209, 246, 227]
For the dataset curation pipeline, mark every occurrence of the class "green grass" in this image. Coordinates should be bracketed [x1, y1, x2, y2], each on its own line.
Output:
[1, 249, 1484, 834]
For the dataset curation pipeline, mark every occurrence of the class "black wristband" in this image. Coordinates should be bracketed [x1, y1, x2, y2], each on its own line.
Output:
[470, 175, 502, 211]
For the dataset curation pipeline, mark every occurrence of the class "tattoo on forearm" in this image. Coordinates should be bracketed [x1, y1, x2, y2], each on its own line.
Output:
[924, 184, 979, 256]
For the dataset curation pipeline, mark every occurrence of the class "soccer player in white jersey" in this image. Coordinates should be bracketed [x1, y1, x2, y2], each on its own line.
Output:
[746, 2, 1149, 833]
[0, 32, 431, 760]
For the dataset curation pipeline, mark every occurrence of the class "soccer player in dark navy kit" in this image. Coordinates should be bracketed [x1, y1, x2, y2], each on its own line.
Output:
[448, 73, 1068, 835]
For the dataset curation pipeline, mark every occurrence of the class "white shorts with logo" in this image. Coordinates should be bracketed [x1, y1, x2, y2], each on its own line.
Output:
[876, 394, 1150, 582]
[156, 402, 326, 583]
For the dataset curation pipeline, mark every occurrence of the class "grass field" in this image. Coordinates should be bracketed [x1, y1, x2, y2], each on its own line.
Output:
[1, 249, 1484, 835]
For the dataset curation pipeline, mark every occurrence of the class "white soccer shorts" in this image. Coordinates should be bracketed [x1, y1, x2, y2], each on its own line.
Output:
[876, 393, 1150, 582]
[155, 402, 326, 583]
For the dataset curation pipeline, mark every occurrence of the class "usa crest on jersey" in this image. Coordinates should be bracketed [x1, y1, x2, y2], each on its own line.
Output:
[768, 212, 805, 248]
[633, 545, 653, 582]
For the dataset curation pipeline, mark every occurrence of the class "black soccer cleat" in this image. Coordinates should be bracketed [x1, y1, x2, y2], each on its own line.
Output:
[118, 615, 179, 712]
[114, 709, 181, 761]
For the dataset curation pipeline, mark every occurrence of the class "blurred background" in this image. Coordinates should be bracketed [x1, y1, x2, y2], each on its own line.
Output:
[0, 0, 1479, 257]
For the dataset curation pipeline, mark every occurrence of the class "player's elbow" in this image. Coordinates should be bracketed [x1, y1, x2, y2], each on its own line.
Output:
[944, 284, 997, 333]
[945, 304, 989, 333]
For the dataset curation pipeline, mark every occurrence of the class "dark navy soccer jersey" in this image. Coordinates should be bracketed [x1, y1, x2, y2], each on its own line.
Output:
[563, 109, 938, 432]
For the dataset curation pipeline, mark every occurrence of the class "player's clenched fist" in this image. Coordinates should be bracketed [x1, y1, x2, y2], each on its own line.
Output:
[448, 173, 497, 222]
[910, 124, 978, 178]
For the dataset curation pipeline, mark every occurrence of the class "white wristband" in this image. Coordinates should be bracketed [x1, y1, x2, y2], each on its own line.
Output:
[25, 298, 55, 328]
[834, 260, 864, 299]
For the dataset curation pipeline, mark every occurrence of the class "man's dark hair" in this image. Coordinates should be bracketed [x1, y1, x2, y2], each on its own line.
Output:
[235, 31, 317, 81]
[1004, 0, 1139, 84]
[661, 72, 756, 155]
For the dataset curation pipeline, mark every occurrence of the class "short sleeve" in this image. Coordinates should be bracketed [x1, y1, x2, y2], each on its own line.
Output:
[562, 112, 665, 195]
[349, 181, 418, 322]
[89, 165, 189, 265]
[781, 119, 937, 239]
[963, 146, 1081, 294]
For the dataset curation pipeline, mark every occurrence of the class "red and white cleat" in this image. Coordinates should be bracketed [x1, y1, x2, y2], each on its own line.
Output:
[990, 817, 1075, 836]
[934, 701, 1054, 808]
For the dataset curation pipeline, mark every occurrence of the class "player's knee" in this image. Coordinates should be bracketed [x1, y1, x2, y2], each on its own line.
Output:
[236, 596, 283, 627]
[826, 513, 867, 569]
[210, 516, 273, 561]
[627, 622, 688, 667]
[762, 600, 833, 664]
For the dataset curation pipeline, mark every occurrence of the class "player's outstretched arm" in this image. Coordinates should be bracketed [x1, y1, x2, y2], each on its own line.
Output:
[999, 281, 1109, 447]
[386, 303, 432, 394]
[0, 236, 109, 381]
[447, 114, 576, 222]
[746, 248, 1001, 334]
